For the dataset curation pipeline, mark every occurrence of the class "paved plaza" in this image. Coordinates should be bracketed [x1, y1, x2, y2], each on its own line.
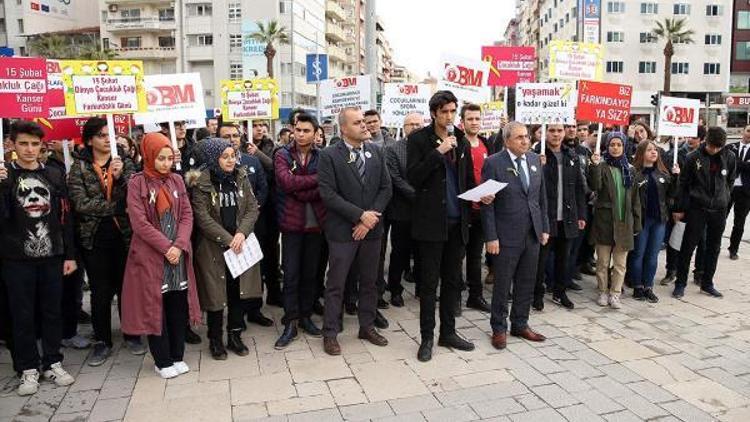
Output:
[2, 222, 750, 422]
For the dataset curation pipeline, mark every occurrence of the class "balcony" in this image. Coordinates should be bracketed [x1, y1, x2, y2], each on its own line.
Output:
[325, 22, 346, 43]
[106, 18, 176, 33]
[326, 0, 346, 21]
[327, 44, 347, 63]
[112, 46, 177, 60]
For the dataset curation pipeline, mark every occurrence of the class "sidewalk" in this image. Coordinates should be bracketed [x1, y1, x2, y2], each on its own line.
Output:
[2, 226, 750, 422]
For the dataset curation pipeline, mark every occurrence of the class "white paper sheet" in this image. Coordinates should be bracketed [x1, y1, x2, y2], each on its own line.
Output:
[458, 179, 508, 202]
[223, 233, 264, 279]
[669, 221, 686, 251]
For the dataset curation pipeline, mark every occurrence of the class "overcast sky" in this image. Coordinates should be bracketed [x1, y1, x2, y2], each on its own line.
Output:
[377, 0, 515, 80]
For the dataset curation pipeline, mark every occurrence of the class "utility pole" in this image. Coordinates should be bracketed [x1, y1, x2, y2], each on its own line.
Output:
[290, 0, 296, 112]
[364, 0, 377, 108]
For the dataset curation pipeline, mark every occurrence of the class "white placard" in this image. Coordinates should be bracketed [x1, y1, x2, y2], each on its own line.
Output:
[226, 90, 272, 121]
[515, 83, 577, 125]
[319, 75, 372, 118]
[381, 83, 431, 128]
[436, 54, 491, 105]
[658, 96, 700, 138]
[669, 221, 686, 251]
[223, 233, 264, 279]
[134, 73, 207, 126]
[70, 74, 139, 114]
[458, 180, 508, 202]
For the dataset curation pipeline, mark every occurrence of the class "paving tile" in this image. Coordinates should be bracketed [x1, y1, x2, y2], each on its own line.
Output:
[288, 356, 352, 383]
[585, 376, 631, 399]
[718, 405, 750, 422]
[232, 403, 269, 421]
[98, 376, 137, 400]
[659, 400, 716, 422]
[56, 390, 99, 414]
[374, 413, 426, 422]
[602, 410, 644, 422]
[387, 394, 442, 414]
[531, 384, 580, 408]
[124, 392, 232, 421]
[625, 380, 677, 403]
[557, 404, 605, 422]
[614, 393, 670, 419]
[266, 394, 336, 416]
[514, 393, 549, 411]
[452, 369, 513, 388]
[547, 372, 593, 394]
[295, 381, 329, 397]
[164, 379, 229, 400]
[287, 408, 342, 422]
[88, 397, 129, 422]
[524, 356, 565, 374]
[231, 372, 296, 405]
[588, 339, 659, 362]
[69, 371, 107, 392]
[49, 412, 90, 422]
[597, 363, 644, 383]
[340, 401, 394, 421]
[508, 408, 566, 422]
[421, 404, 478, 422]
[351, 361, 429, 402]
[433, 382, 529, 406]
[572, 389, 625, 414]
[664, 378, 750, 413]
[507, 363, 551, 387]
[327, 378, 367, 406]
[468, 397, 524, 418]
[559, 359, 604, 379]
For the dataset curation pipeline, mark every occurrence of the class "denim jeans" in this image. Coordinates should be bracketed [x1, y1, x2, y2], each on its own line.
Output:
[630, 217, 667, 289]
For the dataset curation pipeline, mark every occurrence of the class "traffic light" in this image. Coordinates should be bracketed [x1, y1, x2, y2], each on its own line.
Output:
[650, 92, 660, 107]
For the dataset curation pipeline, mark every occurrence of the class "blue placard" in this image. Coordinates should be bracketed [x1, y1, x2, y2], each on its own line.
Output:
[306, 54, 328, 83]
[0, 47, 15, 57]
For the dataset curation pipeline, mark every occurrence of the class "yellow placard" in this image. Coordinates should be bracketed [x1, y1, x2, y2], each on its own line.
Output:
[480, 101, 506, 132]
[60, 60, 147, 116]
[220, 78, 279, 121]
[548, 41, 604, 82]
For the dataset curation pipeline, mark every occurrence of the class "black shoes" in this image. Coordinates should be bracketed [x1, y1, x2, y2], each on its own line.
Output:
[226, 330, 249, 356]
[729, 251, 739, 260]
[377, 297, 390, 309]
[437, 333, 475, 351]
[391, 294, 404, 307]
[417, 339, 433, 362]
[274, 323, 298, 350]
[672, 286, 685, 298]
[552, 292, 574, 309]
[644, 289, 659, 303]
[209, 338, 228, 360]
[701, 286, 723, 298]
[374, 311, 389, 329]
[247, 311, 274, 327]
[299, 317, 322, 337]
[185, 326, 202, 344]
[633, 287, 646, 301]
[466, 296, 491, 313]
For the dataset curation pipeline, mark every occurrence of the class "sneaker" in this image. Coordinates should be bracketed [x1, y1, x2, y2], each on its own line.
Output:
[701, 286, 723, 298]
[672, 286, 685, 299]
[659, 272, 676, 286]
[61, 334, 91, 349]
[609, 294, 622, 309]
[597, 292, 609, 307]
[154, 365, 179, 379]
[43, 362, 75, 386]
[633, 287, 646, 301]
[17, 369, 39, 396]
[125, 338, 147, 356]
[88, 342, 111, 367]
[644, 289, 659, 303]
[552, 293, 574, 309]
[173, 361, 190, 375]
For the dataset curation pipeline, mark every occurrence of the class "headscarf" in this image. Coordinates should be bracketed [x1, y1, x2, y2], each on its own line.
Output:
[603, 131, 632, 188]
[200, 137, 235, 183]
[141, 132, 174, 218]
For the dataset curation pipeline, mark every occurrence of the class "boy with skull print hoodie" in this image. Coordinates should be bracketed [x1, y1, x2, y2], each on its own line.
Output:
[0, 121, 77, 396]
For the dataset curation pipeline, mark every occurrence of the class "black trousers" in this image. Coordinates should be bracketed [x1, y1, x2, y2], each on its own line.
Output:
[147, 290, 188, 369]
[676, 208, 727, 289]
[61, 265, 84, 339]
[729, 188, 750, 254]
[315, 240, 329, 300]
[323, 238, 381, 338]
[576, 206, 595, 267]
[465, 214, 485, 299]
[257, 209, 282, 299]
[207, 269, 245, 341]
[417, 222, 464, 340]
[2, 258, 64, 371]
[536, 222, 572, 298]
[82, 234, 133, 347]
[666, 221, 706, 275]
[281, 232, 324, 324]
[387, 219, 413, 296]
[0, 262, 16, 372]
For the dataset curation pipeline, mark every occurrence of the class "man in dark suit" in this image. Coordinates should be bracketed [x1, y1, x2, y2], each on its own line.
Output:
[407, 91, 477, 362]
[318, 107, 393, 356]
[727, 124, 750, 260]
[482, 121, 550, 350]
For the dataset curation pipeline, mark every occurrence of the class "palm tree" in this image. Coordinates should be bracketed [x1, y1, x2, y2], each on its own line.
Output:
[247, 20, 290, 77]
[74, 41, 118, 60]
[28, 34, 72, 59]
[652, 18, 695, 95]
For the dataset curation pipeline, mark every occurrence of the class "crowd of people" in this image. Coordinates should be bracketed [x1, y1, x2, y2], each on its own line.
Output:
[0, 90, 747, 396]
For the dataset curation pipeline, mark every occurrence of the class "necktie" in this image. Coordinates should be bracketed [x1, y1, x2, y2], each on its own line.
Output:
[353, 147, 365, 181]
[741, 145, 748, 162]
[516, 157, 529, 193]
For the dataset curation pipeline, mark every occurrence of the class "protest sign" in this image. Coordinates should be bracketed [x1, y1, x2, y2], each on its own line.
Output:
[436, 54, 490, 105]
[515, 83, 577, 125]
[480, 101, 506, 132]
[548, 41, 604, 81]
[46, 60, 66, 119]
[658, 96, 700, 137]
[576, 80, 632, 126]
[220, 78, 279, 121]
[0, 57, 48, 118]
[35, 116, 88, 143]
[381, 83, 431, 128]
[60, 60, 147, 116]
[319, 75, 372, 118]
[481, 46, 536, 87]
[242, 21, 267, 78]
[134, 73, 206, 126]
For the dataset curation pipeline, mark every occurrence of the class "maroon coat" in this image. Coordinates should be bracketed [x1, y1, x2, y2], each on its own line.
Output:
[121, 173, 201, 335]
[274, 143, 326, 233]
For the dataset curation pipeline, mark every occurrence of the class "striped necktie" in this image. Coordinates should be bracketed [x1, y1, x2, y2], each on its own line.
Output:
[354, 147, 365, 180]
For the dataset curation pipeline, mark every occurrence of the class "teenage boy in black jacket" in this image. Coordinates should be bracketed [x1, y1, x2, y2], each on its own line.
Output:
[672, 127, 737, 299]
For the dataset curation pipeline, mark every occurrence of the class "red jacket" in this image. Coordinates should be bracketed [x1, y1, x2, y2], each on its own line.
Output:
[274, 143, 326, 233]
[121, 173, 201, 335]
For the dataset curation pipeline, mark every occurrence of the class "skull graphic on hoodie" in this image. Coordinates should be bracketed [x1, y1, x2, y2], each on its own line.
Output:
[16, 176, 53, 257]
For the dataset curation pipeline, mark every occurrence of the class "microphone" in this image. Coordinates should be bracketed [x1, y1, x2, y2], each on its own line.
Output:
[446, 124, 456, 148]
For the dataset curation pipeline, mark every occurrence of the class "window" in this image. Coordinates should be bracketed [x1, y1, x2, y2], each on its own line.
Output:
[192, 34, 213, 46]
[120, 9, 140, 22]
[229, 34, 242, 50]
[228, 2, 241, 20]
[120, 37, 141, 48]
[738, 11, 750, 29]
[671, 62, 689, 74]
[639, 61, 657, 73]
[606, 61, 624, 73]
[17, 18, 23, 34]
[606, 31, 624, 42]
[640, 3, 658, 14]
[554, 23, 558, 33]
[607, 2, 625, 13]
[705, 34, 722, 45]
[280, 1, 287, 14]
[703, 63, 721, 74]
[640, 32, 657, 43]
[0, 18, 5, 33]
[230, 63, 243, 79]
[706, 5, 722, 16]
[102, 38, 109, 49]
[189, 4, 212, 16]
[158, 36, 175, 48]
[737, 42, 750, 60]
[158, 8, 174, 21]
[673, 3, 690, 15]
[673, 35, 691, 44]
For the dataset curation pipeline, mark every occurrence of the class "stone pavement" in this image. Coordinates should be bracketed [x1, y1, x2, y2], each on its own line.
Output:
[2, 224, 750, 422]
